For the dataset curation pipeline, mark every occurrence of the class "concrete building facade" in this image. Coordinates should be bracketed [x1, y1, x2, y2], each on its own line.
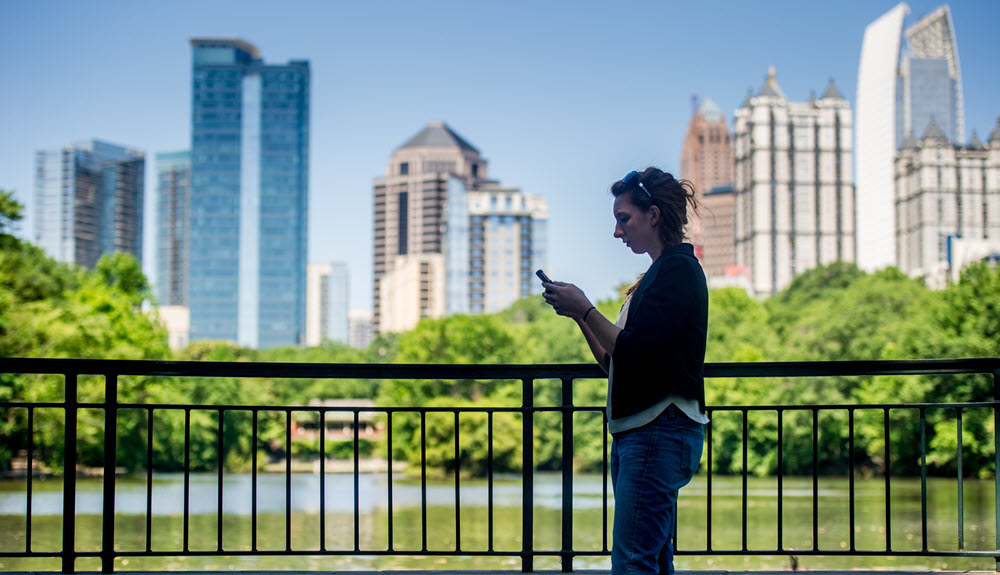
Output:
[894, 119, 1000, 288]
[734, 69, 855, 297]
[372, 122, 489, 331]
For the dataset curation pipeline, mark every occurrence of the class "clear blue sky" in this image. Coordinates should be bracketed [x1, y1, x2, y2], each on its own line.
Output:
[2, 0, 998, 311]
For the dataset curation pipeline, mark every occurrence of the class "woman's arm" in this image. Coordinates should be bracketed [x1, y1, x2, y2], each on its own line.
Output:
[575, 315, 610, 373]
[542, 281, 623, 359]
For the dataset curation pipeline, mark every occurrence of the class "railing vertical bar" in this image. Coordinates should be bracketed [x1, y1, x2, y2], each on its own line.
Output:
[812, 407, 819, 552]
[993, 368, 1000, 573]
[603, 414, 609, 553]
[319, 410, 326, 552]
[920, 407, 928, 552]
[488, 410, 494, 552]
[251, 410, 258, 552]
[62, 372, 79, 575]
[957, 406, 964, 550]
[354, 410, 360, 552]
[884, 407, 891, 552]
[285, 409, 292, 552]
[741, 408, 748, 552]
[522, 378, 535, 573]
[145, 408, 153, 553]
[101, 374, 118, 574]
[183, 408, 191, 553]
[454, 410, 461, 552]
[560, 376, 573, 572]
[387, 411, 394, 552]
[777, 409, 783, 552]
[217, 409, 224, 553]
[848, 408, 856, 552]
[706, 409, 713, 552]
[26, 406, 34, 553]
[421, 410, 428, 552]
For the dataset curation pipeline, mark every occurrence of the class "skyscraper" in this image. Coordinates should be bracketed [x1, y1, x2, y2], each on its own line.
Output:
[34, 139, 144, 269]
[856, 3, 964, 272]
[305, 262, 349, 346]
[155, 151, 190, 306]
[372, 122, 489, 331]
[733, 69, 855, 297]
[373, 123, 548, 333]
[188, 38, 309, 348]
[680, 97, 735, 279]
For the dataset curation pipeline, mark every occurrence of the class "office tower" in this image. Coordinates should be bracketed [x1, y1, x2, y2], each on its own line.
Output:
[155, 151, 190, 306]
[372, 122, 489, 332]
[305, 262, 349, 346]
[733, 69, 855, 297]
[894, 119, 1000, 288]
[681, 97, 735, 279]
[348, 310, 374, 350]
[856, 3, 964, 272]
[450, 183, 548, 315]
[373, 123, 548, 333]
[34, 139, 144, 269]
[188, 38, 309, 348]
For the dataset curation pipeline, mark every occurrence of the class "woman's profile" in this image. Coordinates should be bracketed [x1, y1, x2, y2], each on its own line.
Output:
[541, 167, 708, 575]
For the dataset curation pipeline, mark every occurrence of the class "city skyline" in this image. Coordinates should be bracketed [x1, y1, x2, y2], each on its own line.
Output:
[2, 1, 999, 311]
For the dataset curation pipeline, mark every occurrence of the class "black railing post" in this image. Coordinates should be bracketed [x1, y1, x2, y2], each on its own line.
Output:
[993, 369, 999, 573]
[61, 372, 78, 574]
[560, 377, 574, 572]
[521, 378, 534, 572]
[101, 374, 118, 574]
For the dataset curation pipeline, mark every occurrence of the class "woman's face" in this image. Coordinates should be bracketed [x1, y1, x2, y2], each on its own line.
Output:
[613, 193, 658, 255]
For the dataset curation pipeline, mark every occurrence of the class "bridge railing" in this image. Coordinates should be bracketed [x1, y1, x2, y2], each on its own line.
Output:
[0, 357, 998, 573]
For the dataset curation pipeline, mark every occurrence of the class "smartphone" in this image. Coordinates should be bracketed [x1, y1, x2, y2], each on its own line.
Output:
[535, 269, 552, 284]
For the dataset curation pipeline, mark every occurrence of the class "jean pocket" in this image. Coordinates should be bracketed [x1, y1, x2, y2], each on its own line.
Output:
[679, 431, 703, 479]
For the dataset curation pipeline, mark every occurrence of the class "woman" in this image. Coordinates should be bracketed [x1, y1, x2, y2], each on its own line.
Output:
[541, 167, 708, 575]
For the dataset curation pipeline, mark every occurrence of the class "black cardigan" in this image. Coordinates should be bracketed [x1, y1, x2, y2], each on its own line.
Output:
[607, 243, 708, 420]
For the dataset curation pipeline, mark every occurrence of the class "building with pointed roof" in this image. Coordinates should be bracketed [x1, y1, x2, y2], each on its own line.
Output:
[733, 69, 855, 297]
[372, 123, 548, 332]
[894, 121, 1000, 288]
[680, 96, 735, 281]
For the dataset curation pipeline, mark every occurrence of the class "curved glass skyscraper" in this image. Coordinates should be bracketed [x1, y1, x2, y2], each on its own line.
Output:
[855, 3, 964, 272]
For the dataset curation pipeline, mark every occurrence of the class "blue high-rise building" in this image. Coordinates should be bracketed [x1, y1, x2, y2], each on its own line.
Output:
[34, 139, 144, 270]
[155, 151, 190, 307]
[189, 38, 309, 348]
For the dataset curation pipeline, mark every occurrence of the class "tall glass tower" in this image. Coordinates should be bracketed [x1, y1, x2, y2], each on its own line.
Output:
[855, 3, 964, 272]
[34, 139, 144, 270]
[189, 39, 309, 348]
[155, 151, 190, 307]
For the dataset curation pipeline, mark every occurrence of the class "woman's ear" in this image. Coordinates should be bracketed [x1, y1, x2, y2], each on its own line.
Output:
[648, 204, 661, 227]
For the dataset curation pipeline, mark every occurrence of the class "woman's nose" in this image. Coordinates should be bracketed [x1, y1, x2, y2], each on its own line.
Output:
[614, 224, 623, 238]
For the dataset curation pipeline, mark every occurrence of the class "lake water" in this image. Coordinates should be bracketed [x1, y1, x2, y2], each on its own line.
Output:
[0, 473, 996, 571]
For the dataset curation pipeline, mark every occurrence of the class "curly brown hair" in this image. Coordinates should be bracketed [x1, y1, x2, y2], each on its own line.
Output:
[610, 167, 699, 249]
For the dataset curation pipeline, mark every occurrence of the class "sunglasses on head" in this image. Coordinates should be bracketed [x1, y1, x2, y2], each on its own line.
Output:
[621, 171, 653, 199]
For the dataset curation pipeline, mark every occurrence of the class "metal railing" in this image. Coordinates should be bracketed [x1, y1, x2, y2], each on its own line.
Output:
[0, 357, 998, 573]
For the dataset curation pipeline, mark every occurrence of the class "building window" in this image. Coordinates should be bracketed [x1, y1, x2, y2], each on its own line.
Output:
[398, 191, 408, 255]
[400, 162, 409, 176]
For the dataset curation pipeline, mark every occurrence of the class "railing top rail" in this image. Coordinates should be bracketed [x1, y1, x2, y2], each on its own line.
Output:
[0, 357, 998, 379]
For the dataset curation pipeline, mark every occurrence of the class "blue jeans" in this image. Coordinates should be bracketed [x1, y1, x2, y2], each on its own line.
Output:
[610, 404, 704, 575]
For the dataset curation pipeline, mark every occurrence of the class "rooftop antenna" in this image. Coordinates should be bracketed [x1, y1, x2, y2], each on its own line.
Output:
[691, 93, 699, 117]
